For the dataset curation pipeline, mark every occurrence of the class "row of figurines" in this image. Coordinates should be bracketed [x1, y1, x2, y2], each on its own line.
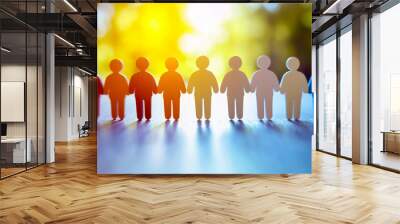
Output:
[98, 55, 308, 121]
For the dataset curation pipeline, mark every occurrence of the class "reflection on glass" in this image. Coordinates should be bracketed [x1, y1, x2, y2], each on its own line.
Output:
[340, 29, 352, 158]
[1, 32, 27, 177]
[318, 37, 337, 154]
[371, 4, 400, 171]
[27, 32, 38, 169]
[0, 1, 47, 179]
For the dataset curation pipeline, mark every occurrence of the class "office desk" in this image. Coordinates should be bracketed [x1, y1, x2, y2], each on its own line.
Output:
[1, 138, 31, 163]
[381, 131, 400, 154]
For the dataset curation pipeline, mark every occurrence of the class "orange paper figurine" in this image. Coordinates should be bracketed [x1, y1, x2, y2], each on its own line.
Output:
[158, 57, 186, 120]
[104, 59, 129, 121]
[129, 57, 158, 120]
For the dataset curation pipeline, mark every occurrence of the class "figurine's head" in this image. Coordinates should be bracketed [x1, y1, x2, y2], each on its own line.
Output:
[257, 55, 271, 69]
[165, 57, 179, 71]
[196, 56, 209, 69]
[229, 56, 242, 70]
[136, 57, 149, 71]
[109, 59, 123, 73]
[286, 57, 300, 71]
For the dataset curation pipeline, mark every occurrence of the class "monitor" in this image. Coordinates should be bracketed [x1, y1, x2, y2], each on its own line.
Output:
[1, 123, 7, 137]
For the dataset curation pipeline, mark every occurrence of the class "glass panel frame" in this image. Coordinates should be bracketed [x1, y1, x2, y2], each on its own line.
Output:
[369, 3, 400, 172]
[317, 35, 338, 155]
[0, 30, 28, 178]
[316, 25, 353, 160]
[0, 0, 47, 179]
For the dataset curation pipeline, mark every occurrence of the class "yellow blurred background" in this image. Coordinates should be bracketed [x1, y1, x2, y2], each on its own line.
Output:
[97, 3, 311, 82]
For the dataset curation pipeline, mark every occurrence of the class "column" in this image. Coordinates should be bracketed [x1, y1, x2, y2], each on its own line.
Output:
[352, 14, 369, 164]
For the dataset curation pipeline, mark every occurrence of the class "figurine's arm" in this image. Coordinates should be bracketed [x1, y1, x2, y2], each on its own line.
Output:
[158, 75, 164, 94]
[280, 73, 288, 94]
[179, 74, 186, 94]
[151, 75, 158, 94]
[272, 72, 280, 91]
[187, 73, 195, 94]
[220, 75, 228, 93]
[128, 75, 135, 94]
[250, 73, 257, 93]
[302, 75, 309, 93]
[243, 73, 251, 93]
[103, 77, 110, 94]
[123, 76, 129, 95]
[210, 72, 219, 93]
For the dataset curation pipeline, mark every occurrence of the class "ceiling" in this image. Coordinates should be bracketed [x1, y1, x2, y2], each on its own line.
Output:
[0, 0, 390, 75]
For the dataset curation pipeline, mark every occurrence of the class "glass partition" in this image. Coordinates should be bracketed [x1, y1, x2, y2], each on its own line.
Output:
[317, 36, 337, 154]
[27, 31, 38, 169]
[370, 3, 400, 171]
[1, 31, 28, 177]
[0, 1, 46, 179]
[38, 32, 45, 165]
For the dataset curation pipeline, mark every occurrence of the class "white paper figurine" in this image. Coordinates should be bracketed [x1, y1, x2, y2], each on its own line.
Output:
[220, 56, 251, 120]
[280, 57, 308, 120]
[187, 56, 219, 120]
[250, 55, 280, 120]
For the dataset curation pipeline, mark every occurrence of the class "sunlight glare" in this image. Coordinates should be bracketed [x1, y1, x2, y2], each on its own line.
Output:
[184, 4, 234, 35]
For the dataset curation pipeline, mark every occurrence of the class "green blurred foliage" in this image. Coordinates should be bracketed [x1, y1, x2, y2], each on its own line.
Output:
[98, 3, 311, 81]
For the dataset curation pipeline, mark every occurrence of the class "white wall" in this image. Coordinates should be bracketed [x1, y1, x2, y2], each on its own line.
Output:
[0, 65, 40, 138]
[1, 65, 26, 139]
[71, 72, 89, 138]
[54, 67, 89, 141]
[1, 64, 46, 164]
[55, 66, 70, 141]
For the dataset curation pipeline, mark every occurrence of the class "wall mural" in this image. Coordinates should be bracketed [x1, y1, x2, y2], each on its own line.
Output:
[97, 3, 313, 174]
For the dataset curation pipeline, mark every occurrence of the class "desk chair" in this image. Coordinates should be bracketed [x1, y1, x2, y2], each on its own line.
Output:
[78, 121, 90, 138]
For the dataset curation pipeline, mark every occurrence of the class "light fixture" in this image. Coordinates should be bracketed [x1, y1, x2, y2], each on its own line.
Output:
[76, 48, 85, 55]
[322, 0, 354, 15]
[78, 67, 93, 76]
[1, 47, 11, 53]
[323, 0, 341, 14]
[63, 0, 78, 12]
[54, 34, 75, 48]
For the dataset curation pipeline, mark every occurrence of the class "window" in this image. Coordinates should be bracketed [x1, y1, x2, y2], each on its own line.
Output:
[370, 3, 400, 171]
[339, 28, 352, 158]
[317, 36, 337, 154]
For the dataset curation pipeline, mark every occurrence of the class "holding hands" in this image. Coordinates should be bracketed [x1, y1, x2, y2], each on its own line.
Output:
[104, 55, 307, 121]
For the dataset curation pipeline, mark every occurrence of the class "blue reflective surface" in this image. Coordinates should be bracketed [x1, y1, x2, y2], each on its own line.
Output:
[98, 93, 313, 174]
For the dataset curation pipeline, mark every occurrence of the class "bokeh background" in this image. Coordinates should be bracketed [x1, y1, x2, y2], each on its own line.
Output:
[97, 3, 311, 82]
